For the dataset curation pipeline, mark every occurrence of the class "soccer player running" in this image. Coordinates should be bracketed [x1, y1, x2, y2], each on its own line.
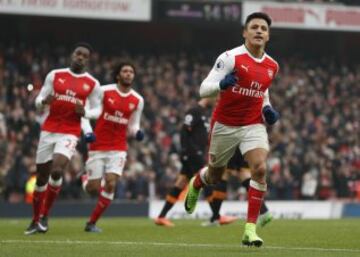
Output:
[154, 99, 236, 227]
[25, 43, 102, 235]
[184, 12, 280, 247]
[81, 62, 144, 232]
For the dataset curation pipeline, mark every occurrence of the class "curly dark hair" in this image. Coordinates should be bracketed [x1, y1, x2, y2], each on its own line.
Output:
[112, 62, 136, 83]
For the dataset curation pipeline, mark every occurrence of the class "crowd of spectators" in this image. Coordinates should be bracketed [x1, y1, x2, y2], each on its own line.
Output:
[0, 44, 359, 203]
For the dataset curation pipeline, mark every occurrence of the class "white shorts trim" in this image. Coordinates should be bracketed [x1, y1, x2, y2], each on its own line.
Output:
[208, 122, 269, 167]
[36, 131, 78, 164]
[85, 151, 127, 180]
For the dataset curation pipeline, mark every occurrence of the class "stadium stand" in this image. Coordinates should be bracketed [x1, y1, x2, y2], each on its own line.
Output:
[0, 44, 358, 202]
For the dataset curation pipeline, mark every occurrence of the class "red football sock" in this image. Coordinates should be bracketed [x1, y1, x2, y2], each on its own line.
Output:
[41, 178, 62, 217]
[32, 185, 47, 222]
[89, 190, 113, 224]
[247, 180, 266, 224]
[193, 167, 208, 190]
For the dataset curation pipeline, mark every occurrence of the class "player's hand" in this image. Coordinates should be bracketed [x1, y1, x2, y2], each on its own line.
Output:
[262, 105, 280, 125]
[84, 133, 96, 143]
[75, 99, 85, 117]
[219, 71, 238, 90]
[135, 130, 144, 141]
[42, 94, 54, 105]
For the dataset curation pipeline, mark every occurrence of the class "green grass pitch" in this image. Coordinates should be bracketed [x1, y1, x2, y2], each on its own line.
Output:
[0, 218, 359, 257]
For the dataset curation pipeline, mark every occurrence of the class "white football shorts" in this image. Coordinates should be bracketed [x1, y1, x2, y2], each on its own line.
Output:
[85, 151, 127, 180]
[36, 131, 79, 164]
[208, 122, 269, 167]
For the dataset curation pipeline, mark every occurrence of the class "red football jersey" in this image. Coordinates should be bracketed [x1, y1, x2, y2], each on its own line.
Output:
[201, 45, 279, 126]
[35, 68, 101, 137]
[89, 84, 144, 151]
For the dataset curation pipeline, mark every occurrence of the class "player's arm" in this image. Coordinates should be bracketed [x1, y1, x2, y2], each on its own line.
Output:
[35, 71, 55, 109]
[81, 118, 93, 134]
[262, 89, 271, 107]
[83, 82, 103, 119]
[128, 97, 145, 141]
[81, 118, 96, 143]
[200, 51, 235, 98]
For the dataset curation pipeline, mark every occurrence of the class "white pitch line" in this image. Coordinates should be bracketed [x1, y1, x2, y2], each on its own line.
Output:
[1, 240, 360, 253]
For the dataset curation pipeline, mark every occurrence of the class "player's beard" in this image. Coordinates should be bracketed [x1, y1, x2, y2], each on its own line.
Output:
[71, 61, 85, 74]
[119, 78, 133, 88]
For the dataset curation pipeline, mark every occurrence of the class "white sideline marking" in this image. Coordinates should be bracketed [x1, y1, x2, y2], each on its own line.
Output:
[1, 240, 360, 253]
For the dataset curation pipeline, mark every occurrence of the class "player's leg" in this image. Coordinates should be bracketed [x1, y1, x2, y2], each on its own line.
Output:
[39, 135, 78, 232]
[185, 122, 239, 214]
[25, 132, 54, 235]
[155, 174, 188, 227]
[85, 173, 118, 232]
[203, 171, 237, 226]
[85, 151, 126, 232]
[202, 185, 214, 221]
[83, 151, 104, 196]
[205, 149, 244, 226]
[239, 169, 272, 228]
[240, 124, 270, 247]
[25, 162, 52, 235]
[38, 153, 69, 232]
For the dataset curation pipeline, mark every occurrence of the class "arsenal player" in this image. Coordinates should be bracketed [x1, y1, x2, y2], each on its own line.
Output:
[81, 62, 144, 232]
[25, 43, 102, 235]
[184, 12, 280, 247]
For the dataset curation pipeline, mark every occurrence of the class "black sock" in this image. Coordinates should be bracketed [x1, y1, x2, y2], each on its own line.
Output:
[203, 185, 214, 200]
[159, 187, 182, 218]
[241, 178, 250, 191]
[204, 185, 216, 214]
[210, 180, 227, 222]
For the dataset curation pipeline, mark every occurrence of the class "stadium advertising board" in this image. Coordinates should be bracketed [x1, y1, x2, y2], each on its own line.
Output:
[0, 0, 151, 21]
[157, 0, 241, 24]
[149, 201, 343, 219]
[243, 1, 360, 32]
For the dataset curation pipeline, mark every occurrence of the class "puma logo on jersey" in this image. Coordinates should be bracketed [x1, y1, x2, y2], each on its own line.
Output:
[108, 98, 114, 105]
[58, 78, 66, 84]
[241, 65, 249, 72]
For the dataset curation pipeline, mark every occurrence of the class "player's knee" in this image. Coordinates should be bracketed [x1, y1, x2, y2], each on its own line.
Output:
[207, 166, 225, 184]
[104, 178, 117, 193]
[50, 168, 63, 181]
[252, 161, 267, 180]
[36, 172, 49, 186]
[86, 182, 99, 195]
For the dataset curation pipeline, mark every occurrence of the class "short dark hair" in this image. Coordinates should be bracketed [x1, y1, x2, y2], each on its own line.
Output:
[245, 12, 272, 27]
[72, 42, 94, 54]
[112, 62, 136, 83]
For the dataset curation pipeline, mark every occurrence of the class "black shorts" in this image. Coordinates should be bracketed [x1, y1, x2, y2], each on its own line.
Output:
[180, 154, 205, 180]
[227, 148, 249, 170]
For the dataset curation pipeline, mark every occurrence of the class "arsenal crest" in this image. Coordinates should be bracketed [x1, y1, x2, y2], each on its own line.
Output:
[268, 69, 274, 79]
[129, 103, 135, 110]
